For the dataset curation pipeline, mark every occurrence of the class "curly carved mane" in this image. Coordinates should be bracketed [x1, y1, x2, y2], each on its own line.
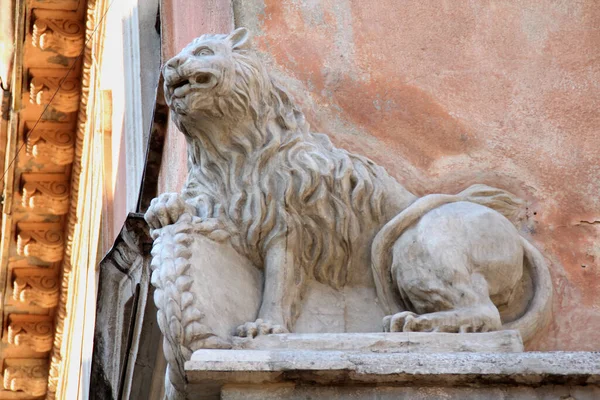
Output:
[177, 39, 394, 288]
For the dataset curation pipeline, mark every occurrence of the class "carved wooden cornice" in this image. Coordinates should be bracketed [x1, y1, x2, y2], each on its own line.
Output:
[3, 361, 49, 397]
[16, 222, 64, 263]
[29, 73, 80, 113]
[32, 17, 85, 58]
[25, 121, 75, 165]
[21, 173, 70, 214]
[1, 0, 92, 398]
[8, 315, 54, 352]
[13, 268, 60, 308]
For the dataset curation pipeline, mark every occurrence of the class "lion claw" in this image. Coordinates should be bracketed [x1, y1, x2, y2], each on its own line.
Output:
[145, 192, 196, 230]
[236, 319, 288, 338]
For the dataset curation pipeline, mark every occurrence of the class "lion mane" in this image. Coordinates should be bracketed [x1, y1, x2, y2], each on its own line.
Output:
[171, 32, 400, 289]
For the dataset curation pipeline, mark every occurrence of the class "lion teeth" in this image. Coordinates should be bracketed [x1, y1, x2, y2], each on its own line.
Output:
[174, 84, 190, 97]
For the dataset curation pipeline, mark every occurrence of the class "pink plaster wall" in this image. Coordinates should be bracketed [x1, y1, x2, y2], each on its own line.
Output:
[158, 0, 234, 194]
[232, 0, 600, 351]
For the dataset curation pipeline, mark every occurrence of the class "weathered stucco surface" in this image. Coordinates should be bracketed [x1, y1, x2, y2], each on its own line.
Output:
[232, 0, 600, 351]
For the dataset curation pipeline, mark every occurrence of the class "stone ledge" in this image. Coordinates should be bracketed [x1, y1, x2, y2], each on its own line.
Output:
[187, 350, 600, 387]
[232, 331, 524, 353]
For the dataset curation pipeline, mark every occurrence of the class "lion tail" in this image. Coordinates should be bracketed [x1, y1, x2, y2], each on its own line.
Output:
[501, 237, 553, 343]
[372, 184, 550, 342]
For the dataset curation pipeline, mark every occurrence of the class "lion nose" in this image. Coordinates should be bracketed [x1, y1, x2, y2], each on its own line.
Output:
[165, 55, 184, 70]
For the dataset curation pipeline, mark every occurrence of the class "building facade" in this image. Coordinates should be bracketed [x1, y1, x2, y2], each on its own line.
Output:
[0, 0, 598, 399]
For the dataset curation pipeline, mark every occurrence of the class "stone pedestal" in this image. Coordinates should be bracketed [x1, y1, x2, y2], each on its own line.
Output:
[184, 331, 599, 399]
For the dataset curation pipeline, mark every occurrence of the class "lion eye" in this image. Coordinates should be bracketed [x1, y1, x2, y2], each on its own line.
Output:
[194, 47, 214, 57]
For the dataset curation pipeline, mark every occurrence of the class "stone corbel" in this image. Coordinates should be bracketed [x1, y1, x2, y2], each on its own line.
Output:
[32, 17, 85, 58]
[17, 222, 64, 262]
[25, 121, 75, 165]
[8, 314, 54, 352]
[90, 213, 157, 399]
[2, 360, 48, 397]
[12, 268, 60, 308]
[21, 173, 70, 214]
[29, 73, 80, 113]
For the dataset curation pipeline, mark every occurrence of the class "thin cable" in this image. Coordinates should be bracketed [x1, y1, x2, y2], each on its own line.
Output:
[0, 0, 116, 184]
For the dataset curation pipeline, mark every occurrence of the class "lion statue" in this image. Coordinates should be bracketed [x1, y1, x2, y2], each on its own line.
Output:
[146, 28, 552, 344]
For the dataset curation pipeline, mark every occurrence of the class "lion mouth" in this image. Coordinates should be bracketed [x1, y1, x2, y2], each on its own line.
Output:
[168, 71, 216, 98]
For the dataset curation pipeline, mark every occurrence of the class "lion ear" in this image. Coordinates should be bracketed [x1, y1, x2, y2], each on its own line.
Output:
[228, 27, 251, 49]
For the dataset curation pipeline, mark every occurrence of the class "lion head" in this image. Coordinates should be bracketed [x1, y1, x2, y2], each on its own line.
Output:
[164, 28, 300, 134]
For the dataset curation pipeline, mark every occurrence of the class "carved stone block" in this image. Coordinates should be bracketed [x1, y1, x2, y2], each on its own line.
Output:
[29, 74, 80, 113]
[17, 223, 64, 262]
[8, 314, 54, 352]
[3, 360, 48, 397]
[21, 173, 70, 214]
[12, 268, 60, 308]
[32, 17, 84, 58]
[25, 121, 75, 165]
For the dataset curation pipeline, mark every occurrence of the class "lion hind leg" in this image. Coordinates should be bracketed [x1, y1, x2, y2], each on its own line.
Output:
[384, 306, 502, 333]
[384, 215, 507, 333]
[384, 269, 502, 333]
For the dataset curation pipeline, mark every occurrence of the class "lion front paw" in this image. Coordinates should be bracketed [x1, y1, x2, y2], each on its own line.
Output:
[145, 193, 196, 230]
[235, 319, 288, 338]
